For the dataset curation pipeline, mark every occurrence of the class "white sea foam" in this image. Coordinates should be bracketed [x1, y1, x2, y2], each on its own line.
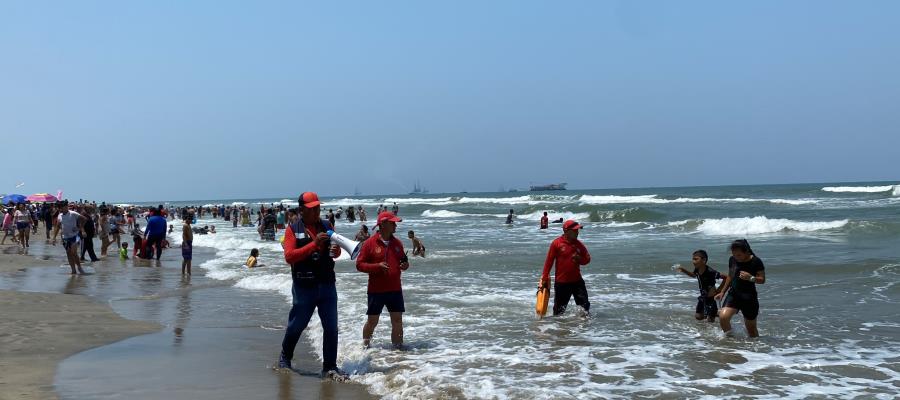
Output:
[421, 209, 468, 218]
[696, 216, 849, 235]
[822, 185, 895, 193]
[160, 208, 895, 399]
[579, 194, 816, 206]
[894, 185, 900, 197]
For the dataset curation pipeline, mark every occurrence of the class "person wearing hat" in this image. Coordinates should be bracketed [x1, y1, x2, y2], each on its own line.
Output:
[355, 211, 410, 349]
[278, 192, 347, 380]
[540, 220, 592, 316]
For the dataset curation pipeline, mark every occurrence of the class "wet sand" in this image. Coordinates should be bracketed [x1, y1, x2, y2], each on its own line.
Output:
[0, 237, 373, 400]
[0, 248, 160, 400]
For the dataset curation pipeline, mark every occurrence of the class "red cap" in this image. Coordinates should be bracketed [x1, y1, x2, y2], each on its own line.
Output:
[377, 211, 402, 225]
[299, 192, 321, 208]
[563, 220, 582, 230]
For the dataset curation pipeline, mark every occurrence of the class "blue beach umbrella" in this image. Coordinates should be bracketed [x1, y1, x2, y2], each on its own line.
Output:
[2, 194, 27, 205]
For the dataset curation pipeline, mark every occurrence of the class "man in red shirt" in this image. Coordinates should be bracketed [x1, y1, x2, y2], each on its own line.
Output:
[356, 211, 410, 349]
[541, 220, 592, 316]
[278, 192, 347, 380]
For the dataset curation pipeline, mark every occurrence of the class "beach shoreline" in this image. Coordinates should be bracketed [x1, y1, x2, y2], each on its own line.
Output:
[0, 237, 373, 400]
[0, 252, 160, 400]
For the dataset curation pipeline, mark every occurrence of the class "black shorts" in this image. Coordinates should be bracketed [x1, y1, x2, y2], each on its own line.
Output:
[695, 296, 718, 319]
[553, 279, 590, 315]
[723, 292, 759, 320]
[366, 291, 405, 315]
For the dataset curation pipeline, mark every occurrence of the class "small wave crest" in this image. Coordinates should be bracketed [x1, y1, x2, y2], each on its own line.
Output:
[421, 209, 468, 218]
[579, 195, 816, 206]
[822, 185, 895, 193]
[696, 216, 849, 235]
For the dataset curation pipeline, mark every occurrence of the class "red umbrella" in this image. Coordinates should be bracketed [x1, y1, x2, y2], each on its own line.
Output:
[26, 193, 58, 203]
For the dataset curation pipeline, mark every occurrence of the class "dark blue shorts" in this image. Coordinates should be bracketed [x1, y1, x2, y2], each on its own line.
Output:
[62, 236, 79, 250]
[366, 291, 405, 315]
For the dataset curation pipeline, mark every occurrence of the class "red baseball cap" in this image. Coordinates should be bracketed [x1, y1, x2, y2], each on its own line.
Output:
[377, 211, 402, 225]
[299, 192, 321, 208]
[563, 220, 583, 230]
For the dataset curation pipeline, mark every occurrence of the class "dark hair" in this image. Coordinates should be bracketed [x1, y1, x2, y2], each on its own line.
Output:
[729, 239, 754, 255]
[408, 230, 414, 235]
[250, 248, 259, 257]
[693, 249, 708, 261]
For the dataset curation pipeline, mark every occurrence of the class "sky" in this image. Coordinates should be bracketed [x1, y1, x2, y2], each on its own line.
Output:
[2, 1, 898, 202]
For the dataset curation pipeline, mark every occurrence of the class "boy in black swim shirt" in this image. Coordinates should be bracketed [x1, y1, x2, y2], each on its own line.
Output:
[676, 250, 727, 322]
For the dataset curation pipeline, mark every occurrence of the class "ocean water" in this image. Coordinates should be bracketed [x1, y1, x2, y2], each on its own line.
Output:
[158, 182, 899, 399]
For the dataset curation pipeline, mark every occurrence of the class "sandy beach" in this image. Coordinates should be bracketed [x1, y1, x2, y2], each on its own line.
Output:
[0, 238, 373, 400]
[0, 252, 159, 400]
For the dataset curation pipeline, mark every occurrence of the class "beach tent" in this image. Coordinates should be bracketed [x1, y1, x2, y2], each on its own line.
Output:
[26, 193, 58, 203]
[2, 194, 27, 205]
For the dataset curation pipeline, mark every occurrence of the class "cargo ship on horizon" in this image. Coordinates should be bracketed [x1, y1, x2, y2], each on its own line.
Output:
[529, 183, 567, 191]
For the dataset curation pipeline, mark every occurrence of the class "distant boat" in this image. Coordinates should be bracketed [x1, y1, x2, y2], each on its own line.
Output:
[529, 183, 567, 191]
[409, 179, 429, 195]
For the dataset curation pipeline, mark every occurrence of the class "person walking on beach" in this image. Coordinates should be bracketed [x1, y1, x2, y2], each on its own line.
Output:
[99, 208, 111, 257]
[715, 239, 766, 337]
[110, 208, 125, 250]
[1, 208, 15, 245]
[144, 208, 168, 260]
[541, 220, 592, 316]
[675, 250, 725, 322]
[80, 206, 100, 262]
[356, 211, 410, 349]
[42, 204, 54, 241]
[14, 203, 32, 251]
[52, 202, 87, 275]
[182, 215, 193, 275]
[278, 192, 347, 380]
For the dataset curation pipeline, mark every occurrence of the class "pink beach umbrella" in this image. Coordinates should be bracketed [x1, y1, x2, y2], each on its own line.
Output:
[26, 193, 59, 203]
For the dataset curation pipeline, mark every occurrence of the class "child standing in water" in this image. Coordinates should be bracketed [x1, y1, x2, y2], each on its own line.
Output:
[675, 250, 726, 322]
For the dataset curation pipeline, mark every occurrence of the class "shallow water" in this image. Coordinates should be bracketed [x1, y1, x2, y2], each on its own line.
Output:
[147, 182, 900, 398]
[6, 182, 897, 398]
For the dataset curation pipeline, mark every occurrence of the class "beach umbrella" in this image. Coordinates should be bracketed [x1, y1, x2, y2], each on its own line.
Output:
[2, 194, 27, 205]
[26, 193, 58, 203]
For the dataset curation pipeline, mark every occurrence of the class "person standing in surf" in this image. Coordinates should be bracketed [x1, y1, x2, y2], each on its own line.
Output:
[278, 192, 347, 380]
[541, 220, 592, 316]
[355, 211, 410, 349]
[540, 212, 549, 229]
[714, 239, 766, 337]
[675, 250, 726, 322]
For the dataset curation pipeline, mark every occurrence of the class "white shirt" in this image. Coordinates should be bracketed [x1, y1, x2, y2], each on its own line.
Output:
[57, 211, 83, 239]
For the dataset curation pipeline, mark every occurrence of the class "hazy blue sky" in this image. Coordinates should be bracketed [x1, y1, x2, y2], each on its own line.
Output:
[2, 1, 898, 202]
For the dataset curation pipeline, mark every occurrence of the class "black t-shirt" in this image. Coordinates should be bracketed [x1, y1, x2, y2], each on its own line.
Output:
[264, 214, 277, 229]
[729, 256, 765, 296]
[693, 266, 722, 297]
[82, 215, 95, 237]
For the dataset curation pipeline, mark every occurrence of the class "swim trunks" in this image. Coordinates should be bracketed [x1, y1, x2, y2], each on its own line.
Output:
[366, 291, 405, 315]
